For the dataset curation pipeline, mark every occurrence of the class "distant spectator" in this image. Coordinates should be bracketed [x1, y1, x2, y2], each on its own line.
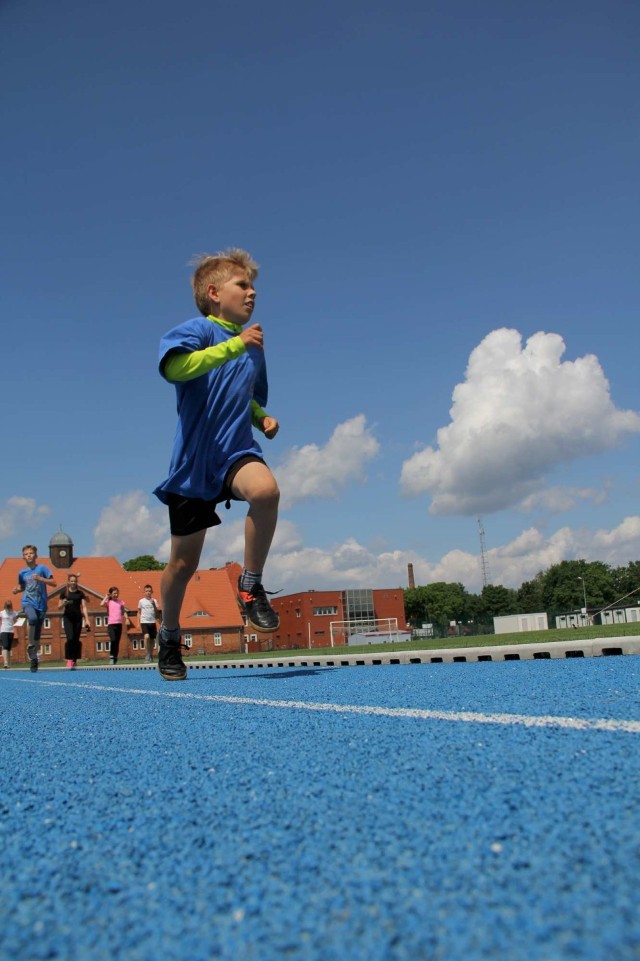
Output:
[1, 600, 19, 669]
[13, 545, 56, 672]
[58, 573, 90, 670]
[137, 584, 160, 663]
[100, 587, 132, 665]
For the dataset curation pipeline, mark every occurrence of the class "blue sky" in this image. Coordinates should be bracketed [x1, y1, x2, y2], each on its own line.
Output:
[2, 0, 639, 593]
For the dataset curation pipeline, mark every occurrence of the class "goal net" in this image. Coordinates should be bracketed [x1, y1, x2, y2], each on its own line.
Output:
[329, 617, 401, 648]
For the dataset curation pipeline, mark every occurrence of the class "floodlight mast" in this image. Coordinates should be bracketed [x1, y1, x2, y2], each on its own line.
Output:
[478, 517, 491, 588]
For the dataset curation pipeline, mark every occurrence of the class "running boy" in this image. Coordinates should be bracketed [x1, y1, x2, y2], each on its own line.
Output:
[13, 545, 56, 672]
[137, 584, 159, 662]
[154, 248, 280, 681]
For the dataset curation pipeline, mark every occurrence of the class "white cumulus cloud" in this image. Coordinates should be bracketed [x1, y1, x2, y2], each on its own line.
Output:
[400, 328, 640, 515]
[0, 496, 51, 540]
[276, 415, 380, 507]
[93, 490, 168, 558]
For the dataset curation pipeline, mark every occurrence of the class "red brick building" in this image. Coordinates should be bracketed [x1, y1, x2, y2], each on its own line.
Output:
[0, 530, 408, 662]
[269, 587, 408, 650]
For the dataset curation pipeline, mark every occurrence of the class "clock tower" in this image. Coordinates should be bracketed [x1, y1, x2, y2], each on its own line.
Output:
[49, 528, 74, 569]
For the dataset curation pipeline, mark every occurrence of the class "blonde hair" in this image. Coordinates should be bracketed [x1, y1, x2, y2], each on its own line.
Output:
[191, 248, 259, 317]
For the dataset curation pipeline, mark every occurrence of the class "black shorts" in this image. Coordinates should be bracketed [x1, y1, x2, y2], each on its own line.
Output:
[1, 632, 13, 651]
[141, 623, 158, 640]
[167, 456, 265, 537]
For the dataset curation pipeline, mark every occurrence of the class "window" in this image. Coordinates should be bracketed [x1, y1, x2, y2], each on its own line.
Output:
[183, 634, 192, 648]
[44, 618, 50, 629]
[42, 644, 51, 655]
[95, 616, 104, 627]
[214, 633, 222, 647]
[295, 608, 301, 618]
[313, 606, 338, 616]
[193, 611, 208, 617]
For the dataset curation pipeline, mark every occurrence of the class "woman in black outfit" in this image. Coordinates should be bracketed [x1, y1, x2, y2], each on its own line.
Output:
[58, 573, 89, 669]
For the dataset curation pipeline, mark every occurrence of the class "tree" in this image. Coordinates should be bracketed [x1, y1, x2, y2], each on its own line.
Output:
[542, 560, 614, 612]
[123, 555, 166, 571]
[478, 584, 518, 618]
[517, 571, 545, 613]
[404, 582, 471, 626]
[611, 561, 640, 603]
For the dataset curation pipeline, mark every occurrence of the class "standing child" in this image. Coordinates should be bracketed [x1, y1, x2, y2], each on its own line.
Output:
[100, 587, 132, 665]
[1, 601, 18, 669]
[13, 545, 56, 672]
[137, 584, 160, 662]
[153, 248, 280, 681]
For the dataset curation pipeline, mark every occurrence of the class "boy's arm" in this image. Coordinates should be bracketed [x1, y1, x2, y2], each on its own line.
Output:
[163, 323, 265, 383]
[163, 338, 246, 383]
[250, 400, 279, 439]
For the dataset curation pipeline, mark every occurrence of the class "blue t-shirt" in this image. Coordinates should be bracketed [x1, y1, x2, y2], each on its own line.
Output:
[154, 316, 268, 503]
[18, 564, 54, 612]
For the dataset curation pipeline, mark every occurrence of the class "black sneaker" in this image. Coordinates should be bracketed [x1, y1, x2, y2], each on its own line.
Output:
[30, 658, 38, 673]
[158, 628, 187, 681]
[237, 580, 280, 632]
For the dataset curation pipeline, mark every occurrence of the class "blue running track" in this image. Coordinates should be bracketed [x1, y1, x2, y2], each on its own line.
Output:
[1, 657, 639, 961]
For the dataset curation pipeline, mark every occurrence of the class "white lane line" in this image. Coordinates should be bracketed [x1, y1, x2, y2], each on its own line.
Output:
[4, 676, 640, 733]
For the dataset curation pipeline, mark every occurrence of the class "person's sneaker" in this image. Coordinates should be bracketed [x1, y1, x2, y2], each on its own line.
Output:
[66, 659, 74, 669]
[109, 657, 115, 665]
[237, 580, 280, 632]
[158, 627, 187, 681]
[30, 658, 38, 673]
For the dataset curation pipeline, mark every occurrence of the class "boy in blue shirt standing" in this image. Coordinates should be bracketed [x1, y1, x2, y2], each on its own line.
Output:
[14, 545, 57, 672]
[154, 248, 280, 681]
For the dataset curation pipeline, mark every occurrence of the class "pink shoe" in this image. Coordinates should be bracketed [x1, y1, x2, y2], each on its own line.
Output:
[66, 660, 74, 669]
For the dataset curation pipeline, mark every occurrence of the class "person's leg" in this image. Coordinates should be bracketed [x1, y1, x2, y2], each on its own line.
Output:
[111, 624, 122, 663]
[108, 624, 118, 663]
[144, 631, 151, 661]
[71, 620, 82, 665]
[160, 530, 207, 631]
[231, 462, 280, 632]
[63, 617, 74, 662]
[157, 530, 206, 681]
[230, 461, 280, 577]
[24, 605, 42, 668]
[1, 636, 9, 668]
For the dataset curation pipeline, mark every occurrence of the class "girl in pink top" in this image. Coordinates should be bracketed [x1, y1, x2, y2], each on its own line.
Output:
[100, 587, 132, 665]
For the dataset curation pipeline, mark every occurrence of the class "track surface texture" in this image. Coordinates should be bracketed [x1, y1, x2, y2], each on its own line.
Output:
[1, 657, 638, 961]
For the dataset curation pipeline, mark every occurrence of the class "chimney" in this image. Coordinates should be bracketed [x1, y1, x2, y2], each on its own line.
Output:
[407, 563, 415, 590]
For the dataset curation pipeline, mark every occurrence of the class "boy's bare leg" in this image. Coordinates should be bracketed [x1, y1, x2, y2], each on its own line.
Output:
[230, 461, 280, 574]
[160, 529, 207, 631]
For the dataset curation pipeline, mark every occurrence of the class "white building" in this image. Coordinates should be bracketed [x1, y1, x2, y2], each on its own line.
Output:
[494, 613, 548, 634]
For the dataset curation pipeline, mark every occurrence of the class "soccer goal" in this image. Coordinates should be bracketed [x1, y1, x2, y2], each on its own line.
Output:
[329, 617, 402, 648]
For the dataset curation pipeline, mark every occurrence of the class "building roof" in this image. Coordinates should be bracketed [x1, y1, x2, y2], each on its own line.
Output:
[49, 529, 73, 546]
[0, 556, 244, 631]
